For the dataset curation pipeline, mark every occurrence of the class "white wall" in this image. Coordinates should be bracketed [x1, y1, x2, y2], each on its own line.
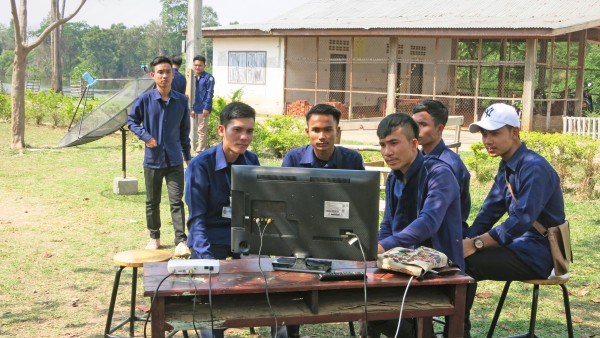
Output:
[212, 37, 285, 115]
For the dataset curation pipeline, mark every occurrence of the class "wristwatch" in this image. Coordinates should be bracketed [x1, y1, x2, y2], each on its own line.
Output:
[473, 237, 485, 251]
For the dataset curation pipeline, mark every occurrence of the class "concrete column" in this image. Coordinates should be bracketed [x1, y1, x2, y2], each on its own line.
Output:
[386, 37, 398, 115]
[522, 38, 538, 131]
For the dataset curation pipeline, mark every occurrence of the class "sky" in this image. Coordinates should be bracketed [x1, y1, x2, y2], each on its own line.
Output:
[0, 0, 309, 29]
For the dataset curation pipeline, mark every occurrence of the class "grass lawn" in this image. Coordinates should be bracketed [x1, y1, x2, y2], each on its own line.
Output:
[0, 121, 598, 337]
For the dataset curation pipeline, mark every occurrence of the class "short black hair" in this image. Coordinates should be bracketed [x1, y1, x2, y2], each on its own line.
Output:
[412, 100, 448, 126]
[305, 103, 341, 125]
[193, 55, 206, 63]
[171, 55, 183, 66]
[150, 55, 172, 70]
[220, 102, 256, 126]
[377, 113, 420, 141]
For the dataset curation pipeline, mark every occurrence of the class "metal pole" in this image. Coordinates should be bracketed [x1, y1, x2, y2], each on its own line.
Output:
[121, 127, 126, 179]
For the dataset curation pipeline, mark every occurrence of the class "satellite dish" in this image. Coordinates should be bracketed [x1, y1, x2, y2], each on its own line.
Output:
[58, 75, 154, 148]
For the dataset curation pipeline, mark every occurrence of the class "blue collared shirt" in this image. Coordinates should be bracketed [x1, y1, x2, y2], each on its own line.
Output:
[127, 89, 191, 169]
[185, 144, 260, 259]
[466, 143, 565, 277]
[282, 145, 365, 170]
[172, 68, 187, 94]
[379, 151, 464, 270]
[426, 140, 471, 235]
[192, 71, 215, 112]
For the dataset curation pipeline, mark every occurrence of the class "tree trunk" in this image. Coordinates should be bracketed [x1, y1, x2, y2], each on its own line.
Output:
[50, 0, 62, 93]
[11, 49, 27, 150]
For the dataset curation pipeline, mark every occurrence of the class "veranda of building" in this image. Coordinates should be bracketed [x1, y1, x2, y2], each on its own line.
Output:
[204, 0, 600, 131]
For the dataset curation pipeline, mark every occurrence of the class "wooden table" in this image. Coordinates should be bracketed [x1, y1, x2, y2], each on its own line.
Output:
[144, 258, 473, 338]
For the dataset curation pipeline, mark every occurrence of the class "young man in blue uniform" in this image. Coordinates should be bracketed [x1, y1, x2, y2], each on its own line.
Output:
[462, 103, 566, 337]
[170, 55, 186, 95]
[127, 55, 191, 256]
[282, 103, 364, 170]
[365, 113, 464, 338]
[185, 102, 288, 338]
[283, 103, 364, 338]
[412, 100, 471, 235]
[191, 55, 215, 153]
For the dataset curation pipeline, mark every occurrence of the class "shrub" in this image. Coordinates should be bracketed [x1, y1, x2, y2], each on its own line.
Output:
[206, 88, 244, 147]
[0, 94, 10, 121]
[252, 115, 306, 158]
[465, 142, 500, 183]
[24, 90, 79, 126]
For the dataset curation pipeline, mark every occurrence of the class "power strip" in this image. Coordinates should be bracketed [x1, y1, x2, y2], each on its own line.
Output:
[167, 259, 220, 275]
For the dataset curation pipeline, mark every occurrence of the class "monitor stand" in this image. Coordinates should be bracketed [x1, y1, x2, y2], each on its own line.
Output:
[272, 255, 332, 274]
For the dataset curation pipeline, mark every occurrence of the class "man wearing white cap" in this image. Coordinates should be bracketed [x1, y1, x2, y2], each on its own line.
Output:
[461, 103, 566, 337]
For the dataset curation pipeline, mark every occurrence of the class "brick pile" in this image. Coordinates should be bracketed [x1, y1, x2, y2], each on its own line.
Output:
[322, 99, 349, 119]
[286, 100, 312, 116]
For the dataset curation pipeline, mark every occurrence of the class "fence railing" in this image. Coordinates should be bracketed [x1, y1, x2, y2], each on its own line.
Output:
[563, 116, 600, 139]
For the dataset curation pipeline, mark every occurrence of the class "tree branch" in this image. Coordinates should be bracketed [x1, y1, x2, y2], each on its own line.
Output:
[25, 0, 87, 53]
[10, 0, 24, 48]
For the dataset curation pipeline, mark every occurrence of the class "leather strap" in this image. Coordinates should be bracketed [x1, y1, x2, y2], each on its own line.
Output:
[505, 174, 548, 236]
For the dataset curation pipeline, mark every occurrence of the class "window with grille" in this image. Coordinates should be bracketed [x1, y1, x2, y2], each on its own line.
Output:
[386, 44, 404, 55]
[228, 51, 266, 84]
[410, 45, 426, 56]
[329, 39, 350, 51]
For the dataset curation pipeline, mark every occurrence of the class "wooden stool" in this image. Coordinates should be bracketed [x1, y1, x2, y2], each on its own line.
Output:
[487, 275, 573, 338]
[104, 249, 171, 338]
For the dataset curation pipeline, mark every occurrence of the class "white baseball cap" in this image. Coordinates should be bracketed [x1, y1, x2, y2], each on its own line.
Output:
[469, 103, 521, 133]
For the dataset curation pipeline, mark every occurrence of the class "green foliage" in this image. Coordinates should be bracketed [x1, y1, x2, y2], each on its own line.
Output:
[206, 88, 244, 147]
[465, 142, 501, 183]
[253, 115, 306, 158]
[0, 93, 10, 121]
[24, 90, 78, 127]
[523, 132, 600, 198]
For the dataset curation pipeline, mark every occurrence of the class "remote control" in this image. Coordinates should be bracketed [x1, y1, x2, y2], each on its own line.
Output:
[319, 271, 366, 281]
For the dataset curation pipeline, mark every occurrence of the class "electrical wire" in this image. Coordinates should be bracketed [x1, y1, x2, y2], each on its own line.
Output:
[143, 272, 175, 338]
[393, 275, 415, 338]
[255, 217, 280, 333]
[346, 232, 369, 334]
[188, 273, 200, 338]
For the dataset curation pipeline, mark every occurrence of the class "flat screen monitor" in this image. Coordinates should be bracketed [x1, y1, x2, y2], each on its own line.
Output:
[231, 165, 380, 273]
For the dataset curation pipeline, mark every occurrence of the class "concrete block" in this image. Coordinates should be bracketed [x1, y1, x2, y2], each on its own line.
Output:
[113, 176, 138, 195]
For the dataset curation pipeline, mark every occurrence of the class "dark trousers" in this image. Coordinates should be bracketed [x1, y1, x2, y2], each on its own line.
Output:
[361, 318, 417, 338]
[464, 246, 545, 336]
[144, 165, 186, 245]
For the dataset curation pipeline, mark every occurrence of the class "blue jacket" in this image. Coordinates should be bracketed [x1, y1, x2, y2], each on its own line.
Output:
[127, 89, 191, 169]
[379, 151, 464, 270]
[466, 143, 565, 277]
[185, 144, 260, 259]
[426, 140, 471, 235]
[282, 145, 365, 170]
[192, 71, 215, 113]
[172, 68, 187, 94]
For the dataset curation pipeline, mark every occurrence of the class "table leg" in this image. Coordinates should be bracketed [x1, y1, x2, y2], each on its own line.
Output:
[417, 317, 433, 338]
[151, 296, 166, 338]
[447, 284, 467, 338]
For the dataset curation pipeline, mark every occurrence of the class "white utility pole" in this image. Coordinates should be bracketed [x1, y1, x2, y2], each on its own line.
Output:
[186, 0, 202, 149]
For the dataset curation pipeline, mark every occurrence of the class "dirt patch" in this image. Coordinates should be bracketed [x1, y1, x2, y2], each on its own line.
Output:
[0, 189, 49, 226]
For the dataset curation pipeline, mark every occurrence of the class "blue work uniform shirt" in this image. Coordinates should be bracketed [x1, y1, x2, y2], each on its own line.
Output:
[192, 71, 215, 113]
[185, 144, 260, 259]
[465, 143, 565, 277]
[282, 145, 365, 170]
[426, 140, 471, 235]
[127, 89, 191, 169]
[171, 68, 187, 94]
[379, 151, 464, 270]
